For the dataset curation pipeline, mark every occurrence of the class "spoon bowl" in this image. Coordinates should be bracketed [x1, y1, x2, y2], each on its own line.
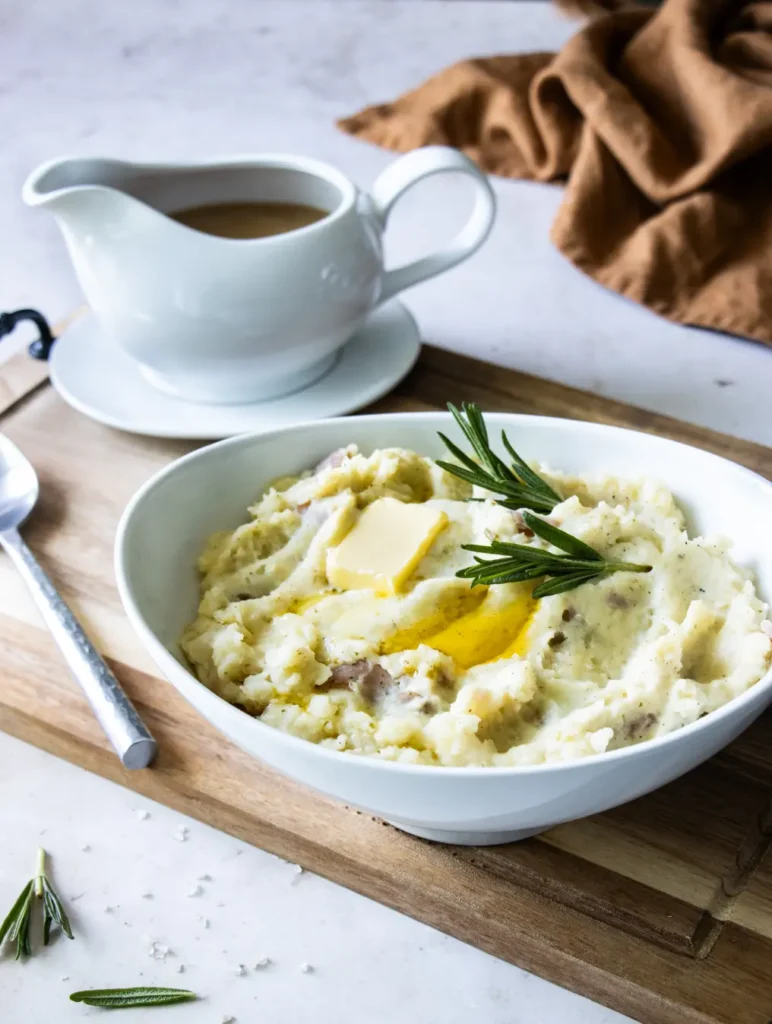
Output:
[0, 435, 38, 531]
[0, 433, 156, 769]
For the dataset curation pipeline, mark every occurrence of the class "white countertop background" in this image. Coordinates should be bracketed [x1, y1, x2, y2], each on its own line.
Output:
[2, 1, 770, 1020]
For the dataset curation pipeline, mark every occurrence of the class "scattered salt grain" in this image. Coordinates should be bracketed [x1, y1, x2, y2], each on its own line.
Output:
[173, 826, 189, 842]
[176, 964, 185, 974]
[187, 883, 204, 898]
[199, 916, 210, 929]
[221, 1016, 236, 1024]
[197, 873, 212, 882]
[254, 956, 271, 969]
[60, 975, 69, 982]
[233, 964, 247, 977]
[104, 905, 116, 914]
[80, 844, 91, 853]
[300, 962, 314, 974]
[148, 941, 172, 962]
[142, 892, 153, 900]
[136, 809, 150, 821]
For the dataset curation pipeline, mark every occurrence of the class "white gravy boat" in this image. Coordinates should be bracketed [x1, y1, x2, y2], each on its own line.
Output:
[23, 150, 496, 405]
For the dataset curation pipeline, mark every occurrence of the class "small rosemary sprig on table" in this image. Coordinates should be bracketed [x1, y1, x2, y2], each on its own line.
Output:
[458, 510, 652, 598]
[0, 848, 72, 959]
[69, 987, 198, 1008]
[437, 402, 562, 513]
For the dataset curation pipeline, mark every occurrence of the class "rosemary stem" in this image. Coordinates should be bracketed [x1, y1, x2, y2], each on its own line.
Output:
[34, 848, 45, 899]
[605, 562, 652, 574]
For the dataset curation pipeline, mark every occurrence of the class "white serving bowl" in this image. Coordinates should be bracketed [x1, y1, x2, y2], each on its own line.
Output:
[115, 414, 772, 845]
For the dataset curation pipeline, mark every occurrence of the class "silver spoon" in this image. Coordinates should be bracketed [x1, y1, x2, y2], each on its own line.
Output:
[0, 434, 157, 769]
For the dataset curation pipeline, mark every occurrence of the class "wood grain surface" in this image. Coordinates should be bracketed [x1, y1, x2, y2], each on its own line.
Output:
[1, 346, 772, 1024]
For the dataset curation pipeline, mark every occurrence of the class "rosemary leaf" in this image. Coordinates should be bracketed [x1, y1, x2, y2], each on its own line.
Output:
[434, 457, 553, 509]
[501, 432, 561, 503]
[11, 888, 33, 959]
[458, 511, 651, 598]
[0, 880, 33, 948]
[521, 511, 603, 561]
[42, 878, 73, 943]
[69, 987, 198, 1008]
[532, 572, 607, 599]
[436, 433, 482, 475]
[439, 403, 561, 514]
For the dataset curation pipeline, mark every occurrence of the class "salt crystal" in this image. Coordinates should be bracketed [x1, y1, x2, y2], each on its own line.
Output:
[233, 964, 247, 976]
[292, 864, 303, 874]
[173, 826, 189, 842]
[80, 844, 91, 853]
[176, 964, 185, 974]
[300, 962, 314, 973]
[199, 916, 210, 929]
[187, 883, 203, 898]
[221, 1016, 236, 1024]
[254, 956, 271, 969]
[197, 873, 212, 882]
[104, 905, 115, 913]
[136, 809, 150, 821]
[60, 975, 69, 982]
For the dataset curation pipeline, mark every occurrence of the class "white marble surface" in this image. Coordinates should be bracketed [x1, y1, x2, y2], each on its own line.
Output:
[2, 734, 625, 1023]
[1, 1, 769, 1020]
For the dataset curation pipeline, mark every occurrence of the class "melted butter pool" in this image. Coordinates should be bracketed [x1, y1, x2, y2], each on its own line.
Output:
[382, 588, 535, 669]
[293, 584, 536, 671]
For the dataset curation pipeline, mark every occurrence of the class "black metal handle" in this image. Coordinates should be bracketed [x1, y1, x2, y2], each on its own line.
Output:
[0, 308, 55, 360]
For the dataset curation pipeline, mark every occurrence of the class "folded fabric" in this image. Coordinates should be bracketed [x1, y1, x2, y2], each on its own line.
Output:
[339, 0, 772, 346]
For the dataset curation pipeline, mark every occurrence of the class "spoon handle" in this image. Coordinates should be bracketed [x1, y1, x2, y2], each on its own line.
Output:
[1, 528, 157, 769]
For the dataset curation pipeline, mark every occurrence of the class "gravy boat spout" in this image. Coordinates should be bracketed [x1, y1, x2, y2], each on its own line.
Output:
[22, 156, 153, 213]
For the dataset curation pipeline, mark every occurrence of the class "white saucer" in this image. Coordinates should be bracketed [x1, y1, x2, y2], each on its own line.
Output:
[50, 302, 421, 440]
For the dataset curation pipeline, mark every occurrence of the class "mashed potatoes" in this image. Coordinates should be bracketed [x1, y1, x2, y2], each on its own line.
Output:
[181, 445, 772, 766]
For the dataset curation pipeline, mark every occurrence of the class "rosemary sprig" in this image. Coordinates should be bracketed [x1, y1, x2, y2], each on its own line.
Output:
[69, 987, 198, 1008]
[0, 848, 72, 959]
[458, 510, 651, 598]
[437, 402, 562, 513]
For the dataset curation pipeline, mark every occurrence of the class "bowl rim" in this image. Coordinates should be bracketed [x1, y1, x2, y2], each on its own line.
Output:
[115, 410, 772, 777]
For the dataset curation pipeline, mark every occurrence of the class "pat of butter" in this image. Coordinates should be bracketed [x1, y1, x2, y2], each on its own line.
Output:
[326, 497, 448, 596]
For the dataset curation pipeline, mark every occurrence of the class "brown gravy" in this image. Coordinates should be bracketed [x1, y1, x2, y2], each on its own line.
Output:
[170, 201, 327, 239]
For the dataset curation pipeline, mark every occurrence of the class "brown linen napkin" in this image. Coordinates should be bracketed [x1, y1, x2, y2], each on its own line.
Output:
[339, 0, 772, 345]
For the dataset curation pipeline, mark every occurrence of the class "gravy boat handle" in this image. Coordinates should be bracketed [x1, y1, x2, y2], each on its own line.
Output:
[370, 146, 496, 305]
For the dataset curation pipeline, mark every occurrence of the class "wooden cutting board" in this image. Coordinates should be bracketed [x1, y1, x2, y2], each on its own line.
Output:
[2, 338, 772, 1024]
